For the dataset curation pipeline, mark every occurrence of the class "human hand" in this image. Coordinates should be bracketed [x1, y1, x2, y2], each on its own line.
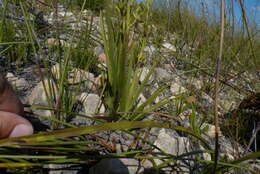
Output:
[0, 111, 33, 138]
[0, 74, 33, 139]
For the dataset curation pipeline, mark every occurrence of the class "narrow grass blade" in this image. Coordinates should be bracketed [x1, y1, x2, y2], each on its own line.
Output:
[0, 121, 211, 151]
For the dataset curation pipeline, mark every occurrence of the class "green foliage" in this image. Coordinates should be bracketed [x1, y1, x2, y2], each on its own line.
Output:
[0, 0, 259, 173]
[150, 0, 260, 74]
[0, 120, 259, 173]
[16, 0, 98, 129]
[0, 1, 29, 63]
[69, 22, 99, 71]
[78, 0, 105, 11]
[100, 0, 169, 120]
[70, 48, 98, 71]
[60, 0, 106, 13]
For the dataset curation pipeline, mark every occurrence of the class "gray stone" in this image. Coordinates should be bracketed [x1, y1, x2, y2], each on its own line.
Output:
[6, 72, 29, 91]
[144, 45, 155, 54]
[71, 93, 105, 126]
[143, 129, 191, 173]
[69, 68, 94, 87]
[154, 129, 191, 158]
[28, 79, 57, 118]
[201, 123, 223, 138]
[170, 82, 187, 96]
[51, 63, 95, 89]
[139, 67, 154, 83]
[162, 42, 176, 52]
[47, 38, 68, 47]
[186, 77, 204, 90]
[44, 164, 78, 174]
[154, 68, 172, 82]
[95, 46, 104, 55]
[79, 93, 105, 115]
[137, 93, 146, 106]
[199, 92, 214, 109]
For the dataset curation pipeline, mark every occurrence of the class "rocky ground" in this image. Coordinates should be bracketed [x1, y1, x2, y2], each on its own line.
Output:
[0, 2, 259, 174]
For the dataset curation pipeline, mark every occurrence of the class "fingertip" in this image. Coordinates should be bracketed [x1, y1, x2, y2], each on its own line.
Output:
[9, 124, 34, 138]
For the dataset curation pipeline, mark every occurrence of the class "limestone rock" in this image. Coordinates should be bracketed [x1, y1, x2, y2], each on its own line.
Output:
[154, 67, 172, 82]
[28, 79, 57, 118]
[162, 42, 176, 52]
[170, 82, 187, 96]
[79, 93, 105, 115]
[51, 63, 95, 89]
[6, 72, 29, 91]
[44, 164, 78, 174]
[139, 67, 154, 83]
[187, 77, 204, 90]
[144, 45, 155, 54]
[144, 128, 191, 173]
[47, 38, 67, 47]
[154, 128, 191, 158]
[202, 123, 223, 138]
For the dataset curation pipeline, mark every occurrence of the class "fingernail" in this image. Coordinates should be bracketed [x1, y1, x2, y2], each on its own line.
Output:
[9, 124, 33, 138]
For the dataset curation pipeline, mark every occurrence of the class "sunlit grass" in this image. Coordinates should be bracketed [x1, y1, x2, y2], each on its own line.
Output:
[0, 0, 259, 173]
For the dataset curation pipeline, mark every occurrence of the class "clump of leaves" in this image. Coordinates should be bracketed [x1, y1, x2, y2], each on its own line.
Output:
[70, 48, 98, 72]
[100, 0, 171, 121]
[0, 1, 29, 64]
[81, 0, 105, 11]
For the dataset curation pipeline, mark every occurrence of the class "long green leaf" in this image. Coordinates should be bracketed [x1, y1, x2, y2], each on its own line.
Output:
[0, 163, 40, 168]
[216, 151, 260, 173]
[0, 121, 211, 151]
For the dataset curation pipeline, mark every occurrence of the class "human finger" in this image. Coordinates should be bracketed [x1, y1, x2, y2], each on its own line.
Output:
[0, 111, 33, 138]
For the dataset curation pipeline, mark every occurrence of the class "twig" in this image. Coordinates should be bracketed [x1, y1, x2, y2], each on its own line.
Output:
[245, 125, 260, 154]
[213, 0, 225, 173]
[238, 0, 257, 62]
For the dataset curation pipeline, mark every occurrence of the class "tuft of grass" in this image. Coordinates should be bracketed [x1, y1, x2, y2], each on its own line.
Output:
[100, 0, 170, 121]
[0, 0, 259, 173]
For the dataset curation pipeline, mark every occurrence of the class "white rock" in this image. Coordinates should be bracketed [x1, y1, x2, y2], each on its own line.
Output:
[51, 63, 62, 80]
[202, 123, 223, 138]
[139, 67, 154, 83]
[79, 93, 105, 115]
[14, 78, 29, 91]
[143, 129, 191, 173]
[170, 82, 187, 95]
[51, 64, 95, 89]
[6, 72, 29, 91]
[48, 11, 76, 24]
[44, 164, 78, 174]
[6, 72, 15, 79]
[144, 45, 155, 53]
[154, 67, 172, 82]
[28, 79, 57, 117]
[69, 68, 95, 86]
[154, 129, 191, 158]
[162, 42, 176, 52]
[200, 145, 212, 161]
[137, 93, 146, 106]
[187, 77, 203, 90]
[59, 11, 74, 18]
[47, 38, 67, 47]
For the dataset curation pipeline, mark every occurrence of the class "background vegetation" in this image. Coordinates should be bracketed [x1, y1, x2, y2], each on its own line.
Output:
[0, 0, 259, 173]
